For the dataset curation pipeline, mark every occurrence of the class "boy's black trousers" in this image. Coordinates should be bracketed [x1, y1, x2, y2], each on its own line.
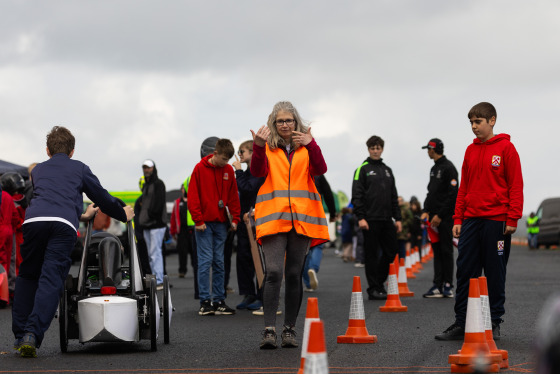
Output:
[454, 218, 511, 327]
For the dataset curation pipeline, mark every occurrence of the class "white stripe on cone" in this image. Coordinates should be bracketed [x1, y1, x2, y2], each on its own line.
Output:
[465, 295, 484, 333]
[387, 274, 398, 296]
[301, 317, 320, 359]
[349, 292, 365, 320]
[304, 352, 329, 374]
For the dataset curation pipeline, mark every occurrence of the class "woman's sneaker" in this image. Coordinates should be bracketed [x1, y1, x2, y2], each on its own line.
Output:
[281, 325, 298, 348]
[260, 328, 277, 349]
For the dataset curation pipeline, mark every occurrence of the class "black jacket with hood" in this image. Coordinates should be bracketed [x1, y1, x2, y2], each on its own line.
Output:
[139, 162, 167, 229]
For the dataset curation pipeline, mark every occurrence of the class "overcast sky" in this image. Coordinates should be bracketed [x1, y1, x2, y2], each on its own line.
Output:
[1, 1, 558, 215]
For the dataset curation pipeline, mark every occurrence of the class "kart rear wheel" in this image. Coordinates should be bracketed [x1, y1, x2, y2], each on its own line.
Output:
[59, 289, 68, 353]
[149, 277, 157, 352]
[163, 275, 170, 344]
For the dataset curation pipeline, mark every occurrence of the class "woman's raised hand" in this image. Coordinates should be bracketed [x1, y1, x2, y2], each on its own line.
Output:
[250, 125, 270, 147]
[292, 127, 313, 146]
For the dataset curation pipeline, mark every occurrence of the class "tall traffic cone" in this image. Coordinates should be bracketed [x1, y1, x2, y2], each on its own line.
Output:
[304, 320, 329, 374]
[478, 277, 508, 369]
[448, 279, 502, 373]
[413, 247, 423, 271]
[337, 276, 377, 343]
[405, 249, 416, 279]
[298, 298, 321, 374]
[380, 263, 407, 312]
[398, 258, 414, 297]
[421, 244, 429, 263]
[393, 255, 399, 282]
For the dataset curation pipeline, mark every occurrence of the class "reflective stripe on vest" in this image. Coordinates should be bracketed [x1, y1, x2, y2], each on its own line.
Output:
[255, 144, 329, 246]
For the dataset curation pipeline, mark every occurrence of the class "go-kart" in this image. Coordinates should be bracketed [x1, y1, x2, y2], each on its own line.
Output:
[58, 209, 172, 352]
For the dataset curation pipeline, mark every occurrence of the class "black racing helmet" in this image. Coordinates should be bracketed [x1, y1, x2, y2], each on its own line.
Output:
[0, 172, 25, 195]
[200, 136, 219, 159]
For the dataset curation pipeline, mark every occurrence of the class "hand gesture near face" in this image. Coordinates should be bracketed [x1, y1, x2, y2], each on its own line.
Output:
[292, 127, 313, 146]
[250, 125, 270, 147]
[232, 154, 242, 171]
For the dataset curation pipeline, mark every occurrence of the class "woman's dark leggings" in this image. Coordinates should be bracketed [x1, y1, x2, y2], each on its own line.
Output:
[261, 230, 310, 328]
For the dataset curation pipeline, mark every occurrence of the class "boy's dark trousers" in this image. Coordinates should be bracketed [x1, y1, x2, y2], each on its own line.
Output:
[362, 219, 398, 295]
[454, 218, 510, 327]
[431, 217, 454, 287]
[12, 221, 77, 347]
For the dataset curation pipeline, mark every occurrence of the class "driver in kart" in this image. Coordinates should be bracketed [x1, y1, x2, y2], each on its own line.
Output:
[12, 126, 134, 358]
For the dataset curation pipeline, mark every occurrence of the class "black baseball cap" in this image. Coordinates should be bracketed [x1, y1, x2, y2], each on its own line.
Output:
[422, 138, 444, 153]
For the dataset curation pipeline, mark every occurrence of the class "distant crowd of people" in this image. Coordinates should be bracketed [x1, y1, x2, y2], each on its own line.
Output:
[2, 100, 527, 356]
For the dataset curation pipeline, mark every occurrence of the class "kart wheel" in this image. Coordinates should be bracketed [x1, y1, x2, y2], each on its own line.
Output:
[59, 289, 68, 353]
[149, 277, 157, 352]
[163, 275, 170, 344]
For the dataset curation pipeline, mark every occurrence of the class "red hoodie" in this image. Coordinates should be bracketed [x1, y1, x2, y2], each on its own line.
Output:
[453, 133, 523, 227]
[187, 155, 241, 227]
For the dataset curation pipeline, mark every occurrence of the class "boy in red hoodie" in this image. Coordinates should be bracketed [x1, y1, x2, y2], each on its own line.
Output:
[188, 138, 241, 316]
[436, 102, 523, 341]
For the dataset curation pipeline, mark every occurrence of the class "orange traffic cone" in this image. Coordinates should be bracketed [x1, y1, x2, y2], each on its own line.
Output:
[298, 297, 321, 374]
[393, 255, 399, 282]
[380, 263, 407, 312]
[304, 320, 329, 374]
[413, 247, 423, 271]
[398, 258, 414, 297]
[405, 249, 416, 279]
[337, 276, 377, 343]
[478, 277, 508, 369]
[449, 279, 502, 373]
[421, 244, 429, 263]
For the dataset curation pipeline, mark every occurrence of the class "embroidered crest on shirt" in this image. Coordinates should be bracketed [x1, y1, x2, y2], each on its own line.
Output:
[367, 170, 376, 176]
[497, 240, 504, 255]
[223, 173, 229, 180]
[385, 170, 391, 177]
[491, 155, 501, 167]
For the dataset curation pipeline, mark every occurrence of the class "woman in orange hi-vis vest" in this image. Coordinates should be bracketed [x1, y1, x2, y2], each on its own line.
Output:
[250, 101, 329, 350]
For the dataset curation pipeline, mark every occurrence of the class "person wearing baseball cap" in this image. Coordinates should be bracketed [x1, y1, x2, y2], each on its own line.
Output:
[420, 138, 458, 300]
[421, 138, 444, 154]
[139, 159, 167, 288]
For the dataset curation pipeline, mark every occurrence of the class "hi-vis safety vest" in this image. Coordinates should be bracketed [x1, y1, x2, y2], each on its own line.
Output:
[255, 144, 329, 247]
[527, 215, 539, 234]
[183, 176, 195, 227]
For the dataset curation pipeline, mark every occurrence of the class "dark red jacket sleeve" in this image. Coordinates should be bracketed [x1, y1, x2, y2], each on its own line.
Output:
[306, 139, 327, 176]
[250, 143, 269, 178]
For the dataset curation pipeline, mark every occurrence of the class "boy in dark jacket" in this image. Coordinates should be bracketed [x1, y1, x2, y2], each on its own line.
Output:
[188, 138, 241, 316]
[435, 102, 523, 341]
[351, 135, 402, 300]
[12, 126, 134, 357]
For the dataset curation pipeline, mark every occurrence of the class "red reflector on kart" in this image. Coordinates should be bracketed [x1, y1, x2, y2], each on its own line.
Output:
[101, 286, 117, 295]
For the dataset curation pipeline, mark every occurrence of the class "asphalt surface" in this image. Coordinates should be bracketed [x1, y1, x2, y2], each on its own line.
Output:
[1, 243, 559, 373]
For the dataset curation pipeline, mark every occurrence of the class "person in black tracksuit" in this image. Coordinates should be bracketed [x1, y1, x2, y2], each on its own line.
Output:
[421, 138, 459, 298]
[351, 135, 402, 300]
